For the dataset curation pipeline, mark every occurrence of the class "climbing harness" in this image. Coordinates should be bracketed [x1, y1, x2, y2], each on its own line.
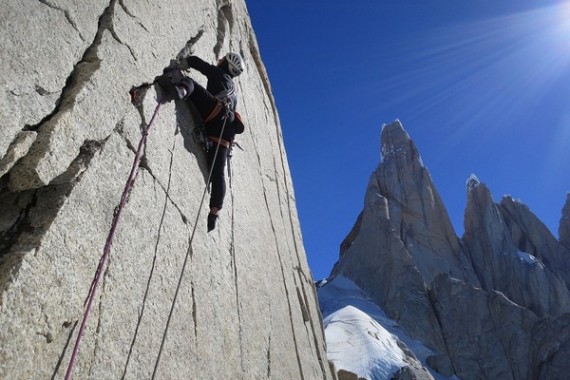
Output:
[215, 86, 235, 109]
[208, 135, 231, 148]
[64, 97, 162, 380]
[203, 101, 225, 124]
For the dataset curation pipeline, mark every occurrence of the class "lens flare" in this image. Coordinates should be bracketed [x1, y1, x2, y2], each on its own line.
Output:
[367, 1, 570, 163]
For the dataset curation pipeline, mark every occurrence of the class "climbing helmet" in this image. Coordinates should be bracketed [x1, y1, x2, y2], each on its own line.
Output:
[225, 52, 244, 77]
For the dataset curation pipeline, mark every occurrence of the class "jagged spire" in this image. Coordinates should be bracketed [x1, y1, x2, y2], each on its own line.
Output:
[466, 173, 480, 194]
[331, 120, 570, 380]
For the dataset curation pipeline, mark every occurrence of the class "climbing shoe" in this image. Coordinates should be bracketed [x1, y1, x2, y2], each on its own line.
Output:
[155, 74, 180, 103]
[207, 213, 218, 232]
[155, 67, 187, 102]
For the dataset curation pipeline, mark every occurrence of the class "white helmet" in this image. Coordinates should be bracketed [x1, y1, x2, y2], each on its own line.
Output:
[225, 52, 244, 77]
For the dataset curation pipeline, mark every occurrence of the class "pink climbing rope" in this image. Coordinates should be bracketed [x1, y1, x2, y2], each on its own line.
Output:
[64, 102, 162, 380]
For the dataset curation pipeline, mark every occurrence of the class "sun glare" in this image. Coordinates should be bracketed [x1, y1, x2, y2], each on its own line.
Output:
[375, 1, 570, 160]
[548, 2, 570, 49]
[367, 1, 570, 146]
[557, 2, 570, 51]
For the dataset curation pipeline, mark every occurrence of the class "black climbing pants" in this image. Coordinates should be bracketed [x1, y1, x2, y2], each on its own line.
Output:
[207, 143, 228, 210]
[177, 76, 234, 211]
[158, 70, 235, 212]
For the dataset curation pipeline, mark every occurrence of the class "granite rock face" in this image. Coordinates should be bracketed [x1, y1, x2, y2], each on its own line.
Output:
[529, 313, 570, 380]
[499, 195, 570, 287]
[330, 168, 446, 352]
[0, 1, 333, 379]
[430, 274, 539, 380]
[376, 122, 477, 285]
[331, 120, 570, 379]
[463, 183, 570, 317]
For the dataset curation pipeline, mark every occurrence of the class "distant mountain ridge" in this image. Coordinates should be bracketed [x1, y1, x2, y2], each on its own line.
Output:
[322, 120, 570, 380]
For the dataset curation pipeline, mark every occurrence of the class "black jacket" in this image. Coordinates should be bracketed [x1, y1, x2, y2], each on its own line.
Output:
[185, 56, 238, 111]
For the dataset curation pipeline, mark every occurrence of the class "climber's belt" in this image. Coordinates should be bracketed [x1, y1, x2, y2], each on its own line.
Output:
[209, 136, 231, 148]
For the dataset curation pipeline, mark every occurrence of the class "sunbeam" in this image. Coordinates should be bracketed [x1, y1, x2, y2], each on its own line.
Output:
[367, 1, 570, 161]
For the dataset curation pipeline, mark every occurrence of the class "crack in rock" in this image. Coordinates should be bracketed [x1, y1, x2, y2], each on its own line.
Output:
[11, 0, 142, 192]
[50, 320, 78, 380]
[117, 0, 149, 32]
[0, 136, 106, 297]
[104, 1, 137, 60]
[191, 281, 198, 342]
[248, 32, 278, 127]
[113, 124, 191, 225]
[0, 131, 37, 178]
[50, 138, 108, 186]
[266, 335, 271, 377]
[140, 165, 190, 226]
[117, 0, 135, 18]
[213, 0, 234, 58]
[24, 0, 130, 134]
[176, 29, 205, 62]
[38, 0, 86, 41]
[88, 261, 112, 378]
[0, 183, 37, 258]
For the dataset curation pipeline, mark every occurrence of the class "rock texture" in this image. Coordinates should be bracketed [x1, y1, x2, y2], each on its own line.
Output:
[464, 183, 570, 317]
[560, 193, 570, 249]
[376, 123, 477, 285]
[330, 120, 570, 379]
[430, 274, 539, 380]
[500, 195, 570, 287]
[0, 1, 333, 379]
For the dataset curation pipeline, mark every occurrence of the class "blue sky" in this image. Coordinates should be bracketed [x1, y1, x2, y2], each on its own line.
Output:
[246, 1, 570, 280]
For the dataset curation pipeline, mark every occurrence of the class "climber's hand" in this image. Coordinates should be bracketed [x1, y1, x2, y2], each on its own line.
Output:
[176, 46, 193, 67]
[175, 58, 190, 71]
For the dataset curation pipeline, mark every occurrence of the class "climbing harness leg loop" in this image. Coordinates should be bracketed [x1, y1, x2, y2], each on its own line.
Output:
[208, 136, 231, 148]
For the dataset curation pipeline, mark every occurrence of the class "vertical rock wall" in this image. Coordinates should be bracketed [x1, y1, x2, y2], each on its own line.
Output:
[0, 1, 333, 379]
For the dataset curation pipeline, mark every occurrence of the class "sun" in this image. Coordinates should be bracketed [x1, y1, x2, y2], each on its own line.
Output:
[553, 2, 570, 47]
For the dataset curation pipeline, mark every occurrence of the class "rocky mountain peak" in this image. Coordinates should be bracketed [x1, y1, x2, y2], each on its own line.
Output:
[326, 121, 570, 379]
[466, 173, 480, 194]
[463, 178, 499, 233]
[375, 121, 475, 285]
[380, 120, 422, 165]
[463, 180, 570, 317]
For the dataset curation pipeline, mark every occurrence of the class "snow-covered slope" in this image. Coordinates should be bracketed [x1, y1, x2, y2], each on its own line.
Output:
[324, 306, 407, 379]
[318, 277, 455, 380]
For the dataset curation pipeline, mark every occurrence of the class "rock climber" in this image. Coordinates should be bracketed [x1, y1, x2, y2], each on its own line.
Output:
[156, 52, 245, 232]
